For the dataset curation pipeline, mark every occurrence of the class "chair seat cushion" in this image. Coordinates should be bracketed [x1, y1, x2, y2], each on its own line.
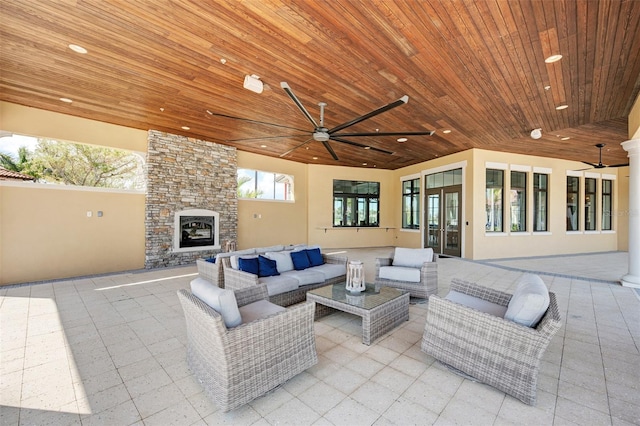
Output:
[392, 247, 433, 268]
[379, 265, 421, 283]
[311, 263, 346, 280]
[505, 274, 550, 327]
[238, 299, 286, 324]
[259, 275, 300, 296]
[190, 278, 242, 328]
[445, 290, 508, 317]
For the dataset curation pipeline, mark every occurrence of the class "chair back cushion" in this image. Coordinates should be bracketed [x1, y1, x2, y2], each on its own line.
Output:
[190, 278, 242, 328]
[392, 247, 434, 268]
[265, 251, 294, 272]
[504, 274, 550, 327]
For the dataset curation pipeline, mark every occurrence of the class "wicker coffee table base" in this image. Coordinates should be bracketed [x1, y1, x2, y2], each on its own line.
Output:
[308, 290, 410, 345]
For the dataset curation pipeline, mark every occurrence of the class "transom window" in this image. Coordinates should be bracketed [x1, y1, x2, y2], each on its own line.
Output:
[333, 180, 379, 227]
[237, 168, 294, 201]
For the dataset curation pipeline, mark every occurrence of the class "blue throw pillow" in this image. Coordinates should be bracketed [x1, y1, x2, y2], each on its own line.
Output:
[258, 255, 280, 277]
[238, 257, 259, 275]
[291, 250, 311, 270]
[205, 256, 216, 263]
[306, 248, 324, 267]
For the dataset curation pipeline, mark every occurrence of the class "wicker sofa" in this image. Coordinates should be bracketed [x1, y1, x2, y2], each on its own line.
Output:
[177, 284, 317, 412]
[421, 277, 562, 405]
[223, 246, 347, 307]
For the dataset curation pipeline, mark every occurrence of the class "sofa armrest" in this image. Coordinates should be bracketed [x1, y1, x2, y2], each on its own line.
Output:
[323, 254, 347, 266]
[196, 258, 222, 287]
[450, 278, 512, 307]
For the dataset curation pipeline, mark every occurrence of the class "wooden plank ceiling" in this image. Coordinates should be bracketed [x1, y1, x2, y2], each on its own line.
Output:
[1, 0, 639, 170]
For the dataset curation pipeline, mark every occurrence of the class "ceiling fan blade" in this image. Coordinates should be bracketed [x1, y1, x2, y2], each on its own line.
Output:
[227, 134, 308, 142]
[206, 110, 307, 132]
[608, 163, 630, 167]
[280, 82, 319, 128]
[331, 136, 394, 155]
[334, 131, 435, 137]
[328, 95, 409, 134]
[581, 161, 598, 167]
[321, 141, 339, 160]
[279, 137, 313, 158]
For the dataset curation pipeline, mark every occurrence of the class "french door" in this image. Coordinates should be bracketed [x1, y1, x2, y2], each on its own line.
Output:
[425, 185, 462, 257]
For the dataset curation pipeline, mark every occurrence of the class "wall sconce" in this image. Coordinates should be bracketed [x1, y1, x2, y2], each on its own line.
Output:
[243, 74, 263, 94]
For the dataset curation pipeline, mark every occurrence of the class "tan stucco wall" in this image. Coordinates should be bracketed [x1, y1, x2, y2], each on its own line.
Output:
[0, 101, 148, 152]
[0, 183, 145, 284]
[307, 165, 395, 248]
[236, 151, 309, 249]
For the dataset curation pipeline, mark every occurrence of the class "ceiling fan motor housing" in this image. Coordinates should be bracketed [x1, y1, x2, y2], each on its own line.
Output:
[313, 129, 330, 141]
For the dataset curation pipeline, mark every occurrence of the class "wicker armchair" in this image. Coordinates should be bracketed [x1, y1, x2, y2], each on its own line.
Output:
[374, 248, 438, 299]
[177, 285, 318, 412]
[421, 278, 562, 405]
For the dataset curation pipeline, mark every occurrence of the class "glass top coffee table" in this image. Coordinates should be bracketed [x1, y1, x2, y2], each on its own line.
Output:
[306, 283, 409, 345]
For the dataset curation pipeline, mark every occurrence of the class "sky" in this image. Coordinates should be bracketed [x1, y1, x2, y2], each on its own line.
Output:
[0, 134, 38, 158]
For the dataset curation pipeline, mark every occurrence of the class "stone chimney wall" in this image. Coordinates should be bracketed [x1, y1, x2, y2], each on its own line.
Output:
[145, 130, 237, 268]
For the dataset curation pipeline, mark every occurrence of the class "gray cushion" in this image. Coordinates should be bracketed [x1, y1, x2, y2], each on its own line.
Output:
[379, 265, 421, 282]
[190, 278, 242, 328]
[265, 251, 294, 272]
[255, 244, 285, 254]
[281, 269, 325, 286]
[445, 290, 508, 318]
[504, 274, 550, 327]
[312, 263, 346, 280]
[392, 247, 434, 267]
[258, 275, 300, 296]
[238, 300, 286, 324]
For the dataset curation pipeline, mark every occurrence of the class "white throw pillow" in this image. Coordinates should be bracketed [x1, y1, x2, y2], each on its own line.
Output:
[392, 247, 433, 268]
[265, 251, 294, 272]
[190, 278, 242, 328]
[504, 274, 550, 327]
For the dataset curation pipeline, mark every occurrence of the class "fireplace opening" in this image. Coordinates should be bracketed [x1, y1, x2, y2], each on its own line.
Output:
[174, 209, 220, 252]
[180, 216, 215, 248]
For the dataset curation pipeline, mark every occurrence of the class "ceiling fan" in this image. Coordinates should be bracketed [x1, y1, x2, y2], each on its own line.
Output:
[580, 143, 629, 169]
[272, 82, 434, 160]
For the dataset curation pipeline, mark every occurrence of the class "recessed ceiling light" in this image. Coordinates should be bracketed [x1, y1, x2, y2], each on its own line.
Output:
[561, 137, 571, 141]
[220, 58, 227, 64]
[364, 146, 371, 150]
[260, 144, 267, 148]
[555, 104, 568, 110]
[181, 126, 190, 130]
[362, 163, 368, 166]
[544, 85, 551, 91]
[442, 129, 452, 134]
[397, 137, 408, 142]
[68, 44, 87, 54]
[312, 157, 318, 160]
[545, 54, 563, 63]
[59, 97, 73, 103]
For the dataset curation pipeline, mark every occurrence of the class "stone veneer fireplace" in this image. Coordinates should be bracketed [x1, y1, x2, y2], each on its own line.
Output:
[145, 130, 237, 268]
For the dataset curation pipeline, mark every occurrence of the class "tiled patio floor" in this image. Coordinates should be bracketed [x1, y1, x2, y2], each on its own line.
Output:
[1, 249, 638, 425]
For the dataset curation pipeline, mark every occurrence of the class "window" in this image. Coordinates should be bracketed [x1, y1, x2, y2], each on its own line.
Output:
[333, 180, 379, 227]
[533, 173, 548, 232]
[584, 178, 597, 231]
[566, 176, 580, 231]
[602, 179, 613, 231]
[510, 171, 526, 232]
[485, 169, 504, 232]
[237, 168, 294, 201]
[402, 178, 420, 229]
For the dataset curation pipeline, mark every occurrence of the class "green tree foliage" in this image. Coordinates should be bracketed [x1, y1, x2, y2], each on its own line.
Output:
[27, 139, 144, 189]
[0, 146, 31, 173]
[237, 174, 263, 198]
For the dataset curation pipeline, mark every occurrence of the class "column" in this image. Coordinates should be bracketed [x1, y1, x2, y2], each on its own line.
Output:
[621, 139, 640, 288]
